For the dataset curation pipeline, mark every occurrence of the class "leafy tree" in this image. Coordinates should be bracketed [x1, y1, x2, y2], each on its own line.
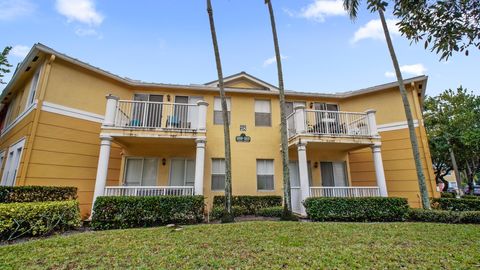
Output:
[394, 0, 480, 60]
[264, 0, 293, 219]
[0, 46, 12, 84]
[424, 87, 480, 194]
[343, 0, 431, 209]
[206, 0, 234, 222]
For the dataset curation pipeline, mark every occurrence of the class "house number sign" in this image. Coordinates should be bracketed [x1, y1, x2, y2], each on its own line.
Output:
[235, 133, 251, 143]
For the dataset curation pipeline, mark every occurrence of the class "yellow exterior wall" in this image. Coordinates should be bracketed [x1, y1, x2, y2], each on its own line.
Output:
[0, 52, 438, 216]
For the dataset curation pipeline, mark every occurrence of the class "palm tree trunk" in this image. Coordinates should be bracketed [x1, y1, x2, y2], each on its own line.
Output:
[378, 9, 430, 209]
[265, 0, 292, 217]
[207, 0, 234, 222]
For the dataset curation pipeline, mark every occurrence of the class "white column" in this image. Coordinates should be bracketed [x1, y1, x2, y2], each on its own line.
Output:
[103, 94, 119, 127]
[196, 100, 209, 131]
[365, 109, 378, 136]
[91, 135, 112, 214]
[297, 142, 310, 215]
[294, 105, 306, 134]
[194, 138, 206, 195]
[372, 143, 388, 197]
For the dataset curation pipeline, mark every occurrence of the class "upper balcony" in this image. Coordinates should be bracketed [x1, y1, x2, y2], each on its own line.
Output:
[101, 95, 208, 140]
[286, 105, 380, 147]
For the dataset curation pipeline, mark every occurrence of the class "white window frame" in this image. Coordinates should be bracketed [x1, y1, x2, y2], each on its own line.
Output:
[254, 99, 272, 127]
[0, 150, 5, 175]
[213, 97, 231, 125]
[256, 159, 275, 191]
[168, 158, 195, 186]
[211, 158, 226, 191]
[123, 157, 159, 186]
[26, 67, 42, 109]
[1, 138, 26, 186]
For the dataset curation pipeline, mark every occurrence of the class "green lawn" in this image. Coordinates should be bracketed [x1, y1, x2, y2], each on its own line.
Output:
[1, 222, 479, 269]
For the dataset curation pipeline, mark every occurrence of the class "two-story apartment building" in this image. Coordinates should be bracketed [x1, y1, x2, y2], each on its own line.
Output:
[0, 44, 438, 218]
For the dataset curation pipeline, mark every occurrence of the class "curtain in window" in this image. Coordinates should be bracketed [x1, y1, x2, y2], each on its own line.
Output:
[213, 97, 231, 125]
[211, 159, 225, 190]
[255, 100, 271, 126]
[257, 159, 274, 190]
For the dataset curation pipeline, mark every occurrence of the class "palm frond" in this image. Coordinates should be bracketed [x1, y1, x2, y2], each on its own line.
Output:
[343, 0, 360, 20]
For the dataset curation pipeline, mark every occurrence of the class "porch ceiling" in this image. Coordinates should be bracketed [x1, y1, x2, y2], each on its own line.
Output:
[113, 136, 196, 149]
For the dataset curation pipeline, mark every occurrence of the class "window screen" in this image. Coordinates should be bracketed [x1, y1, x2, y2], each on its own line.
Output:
[211, 159, 225, 190]
[257, 159, 274, 190]
[255, 100, 271, 126]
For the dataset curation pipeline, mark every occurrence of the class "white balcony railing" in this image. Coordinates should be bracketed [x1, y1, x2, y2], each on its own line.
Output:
[287, 107, 378, 139]
[113, 100, 199, 130]
[104, 186, 195, 196]
[310, 186, 380, 198]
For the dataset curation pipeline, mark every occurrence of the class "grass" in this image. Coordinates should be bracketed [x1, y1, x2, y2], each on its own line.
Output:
[1, 222, 479, 269]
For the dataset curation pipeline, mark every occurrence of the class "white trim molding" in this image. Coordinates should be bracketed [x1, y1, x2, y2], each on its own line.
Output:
[0, 101, 37, 137]
[377, 120, 419, 133]
[41, 101, 104, 123]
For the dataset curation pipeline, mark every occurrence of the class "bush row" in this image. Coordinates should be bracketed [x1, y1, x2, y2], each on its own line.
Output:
[0, 200, 81, 241]
[91, 196, 205, 230]
[213, 195, 282, 215]
[0, 186, 77, 203]
[304, 197, 410, 222]
[431, 198, 480, 211]
[409, 209, 480, 224]
[256, 206, 284, 218]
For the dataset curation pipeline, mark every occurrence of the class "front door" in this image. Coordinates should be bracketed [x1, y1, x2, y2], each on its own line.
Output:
[1, 139, 25, 187]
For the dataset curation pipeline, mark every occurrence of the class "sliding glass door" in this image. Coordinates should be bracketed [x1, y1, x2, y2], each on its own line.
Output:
[321, 161, 348, 187]
[124, 157, 158, 186]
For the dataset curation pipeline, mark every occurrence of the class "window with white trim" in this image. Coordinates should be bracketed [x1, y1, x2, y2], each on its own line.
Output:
[124, 157, 158, 186]
[27, 68, 41, 108]
[255, 100, 271, 126]
[211, 158, 225, 191]
[257, 159, 274, 191]
[169, 159, 195, 186]
[0, 151, 5, 175]
[214, 97, 231, 125]
[1, 139, 25, 187]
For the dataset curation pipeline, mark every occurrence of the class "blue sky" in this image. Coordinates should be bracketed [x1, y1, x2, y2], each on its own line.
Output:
[1, 0, 478, 96]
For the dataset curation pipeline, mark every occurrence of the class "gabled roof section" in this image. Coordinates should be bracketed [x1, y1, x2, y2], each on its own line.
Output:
[204, 71, 278, 91]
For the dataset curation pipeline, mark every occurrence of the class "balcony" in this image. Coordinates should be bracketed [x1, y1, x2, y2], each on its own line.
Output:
[309, 186, 380, 197]
[101, 95, 208, 140]
[104, 186, 195, 196]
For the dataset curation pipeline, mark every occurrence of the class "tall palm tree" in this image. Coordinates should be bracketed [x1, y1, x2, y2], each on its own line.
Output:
[264, 0, 293, 218]
[343, 0, 431, 209]
[206, 0, 235, 222]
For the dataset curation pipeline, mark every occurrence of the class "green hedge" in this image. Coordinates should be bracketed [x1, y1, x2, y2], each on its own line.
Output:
[213, 196, 282, 215]
[0, 200, 81, 241]
[461, 195, 480, 200]
[91, 196, 205, 230]
[210, 206, 248, 220]
[304, 197, 409, 222]
[409, 209, 480, 224]
[431, 198, 480, 211]
[440, 192, 456, 198]
[256, 206, 284, 218]
[0, 186, 77, 203]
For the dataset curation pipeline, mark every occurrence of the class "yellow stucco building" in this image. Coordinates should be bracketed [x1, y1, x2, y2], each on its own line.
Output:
[0, 44, 438, 218]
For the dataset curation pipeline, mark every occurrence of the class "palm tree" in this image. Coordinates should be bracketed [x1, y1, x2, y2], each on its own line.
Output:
[206, 0, 235, 222]
[264, 0, 293, 218]
[343, 0, 431, 209]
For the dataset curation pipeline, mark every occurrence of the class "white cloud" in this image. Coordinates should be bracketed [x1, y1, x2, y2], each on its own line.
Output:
[351, 19, 400, 44]
[75, 28, 102, 38]
[11, 45, 30, 58]
[385, 64, 427, 78]
[55, 0, 103, 26]
[0, 0, 35, 21]
[298, 0, 346, 22]
[263, 55, 287, 67]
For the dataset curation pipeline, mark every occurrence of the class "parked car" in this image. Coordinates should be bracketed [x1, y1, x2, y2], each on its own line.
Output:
[464, 185, 480, 196]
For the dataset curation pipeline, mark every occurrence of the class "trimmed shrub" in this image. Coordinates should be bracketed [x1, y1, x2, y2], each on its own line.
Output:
[213, 196, 282, 215]
[0, 186, 77, 203]
[304, 197, 409, 222]
[0, 200, 81, 241]
[210, 206, 248, 220]
[91, 196, 205, 230]
[256, 206, 284, 218]
[461, 195, 480, 200]
[408, 209, 480, 224]
[431, 198, 480, 211]
[440, 192, 456, 198]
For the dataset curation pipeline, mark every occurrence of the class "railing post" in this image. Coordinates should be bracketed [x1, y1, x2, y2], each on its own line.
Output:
[104, 95, 119, 127]
[197, 100, 209, 131]
[294, 105, 306, 134]
[365, 109, 378, 136]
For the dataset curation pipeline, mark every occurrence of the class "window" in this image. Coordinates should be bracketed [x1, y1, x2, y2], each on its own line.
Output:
[1, 139, 25, 186]
[211, 159, 225, 191]
[26, 68, 41, 108]
[132, 94, 164, 127]
[257, 159, 274, 191]
[320, 162, 348, 187]
[288, 161, 313, 187]
[255, 100, 271, 126]
[214, 97, 231, 125]
[0, 151, 5, 176]
[313, 103, 339, 111]
[124, 157, 158, 186]
[169, 159, 195, 186]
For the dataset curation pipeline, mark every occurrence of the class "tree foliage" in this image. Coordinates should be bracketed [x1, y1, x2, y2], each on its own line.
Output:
[0, 46, 12, 85]
[424, 87, 480, 192]
[394, 0, 480, 60]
